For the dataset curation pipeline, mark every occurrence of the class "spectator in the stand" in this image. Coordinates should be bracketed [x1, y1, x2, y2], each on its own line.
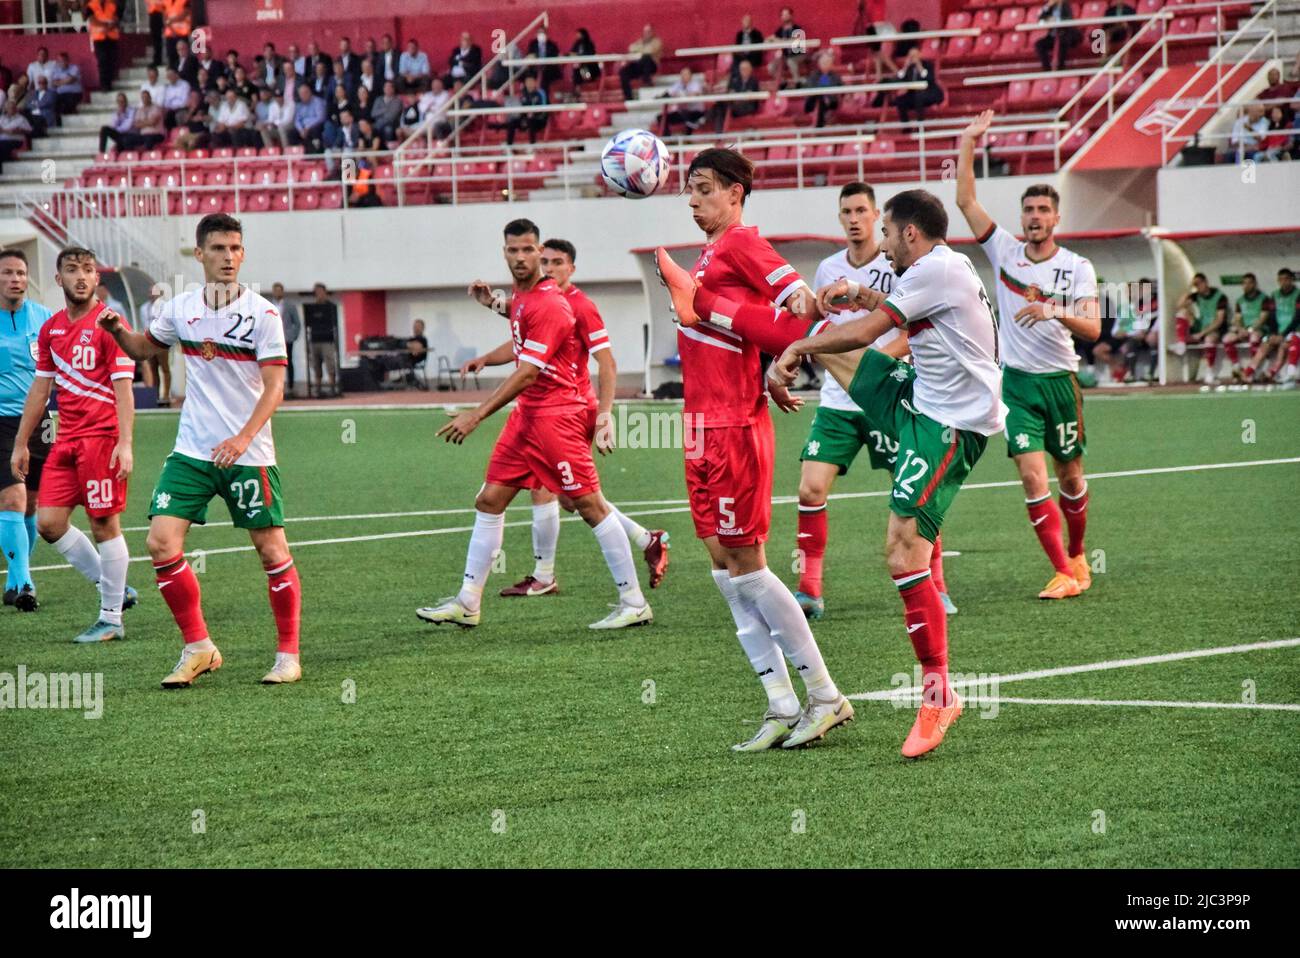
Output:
[269, 283, 300, 394]
[894, 45, 944, 126]
[290, 83, 327, 153]
[448, 32, 483, 86]
[50, 52, 83, 116]
[356, 117, 383, 153]
[288, 43, 303, 78]
[1227, 103, 1270, 162]
[140, 65, 166, 106]
[1102, 3, 1137, 55]
[710, 58, 760, 133]
[803, 51, 842, 128]
[104, 89, 165, 151]
[212, 87, 256, 148]
[97, 91, 135, 152]
[261, 43, 283, 89]
[0, 100, 34, 166]
[257, 82, 295, 148]
[0, 57, 11, 95]
[419, 76, 453, 138]
[6, 74, 29, 108]
[891, 18, 922, 60]
[278, 61, 298, 99]
[1035, 1, 1082, 71]
[570, 28, 601, 91]
[1260, 68, 1296, 125]
[160, 66, 191, 128]
[301, 42, 332, 82]
[24, 77, 58, 138]
[172, 89, 212, 150]
[505, 74, 549, 145]
[354, 85, 375, 125]
[328, 80, 356, 126]
[400, 39, 431, 89]
[396, 82, 424, 139]
[86, 0, 122, 91]
[768, 7, 806, 89]
[734, 14, 765, 75]
[27, 48, 58, 90]
[213, 74, 231, 98]
[197, 44, 222, 86]
[1260, 105, 1294, 161]
[230, 66, 257, 102]
[373, 35, 401, 89]
[311, 61, 333, 100]
[163, 0, 193, 71]
[659, 67, 705, 136]
[223, 48, 242, 77]
[619, 24, 663, 101]
[196, 67, 214, 94]
[330, 61, 356, 102]
[357, 59, 378, 97]
[526, 27, 561, 96]
[174, 39, 199, 88]
[323, 108, 361, 177]
[337, 37, 363, 85]
[372, 79, 403, 142]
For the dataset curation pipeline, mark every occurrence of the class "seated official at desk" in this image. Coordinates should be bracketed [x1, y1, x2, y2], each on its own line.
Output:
[362, 319, 428, 387]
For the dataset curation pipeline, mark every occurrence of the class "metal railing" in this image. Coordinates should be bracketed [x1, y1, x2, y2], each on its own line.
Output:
[10, 188, 170, 278]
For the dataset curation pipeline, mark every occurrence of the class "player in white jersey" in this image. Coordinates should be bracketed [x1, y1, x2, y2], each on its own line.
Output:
[958, 110, 1101, 601]
[768, 189, 1005, 758]
[99, 213, 303, 688]
[792, 182, 956, 620]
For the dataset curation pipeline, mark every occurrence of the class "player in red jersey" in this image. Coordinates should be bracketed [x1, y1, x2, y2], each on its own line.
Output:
[419, 219, 654, 630]
[462, 238, 670, 597]
[9, 246, 137, 642]
[658, 148, 853, 752]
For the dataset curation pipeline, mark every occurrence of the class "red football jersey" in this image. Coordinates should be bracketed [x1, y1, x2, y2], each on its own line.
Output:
[511, 278, 586, 418]
[682, 224, 806, 427]
[36, 301, 134, 441]
[566, 284, 611, 409]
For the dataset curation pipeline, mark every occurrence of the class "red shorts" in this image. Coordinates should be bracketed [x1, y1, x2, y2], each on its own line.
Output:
[486, 408, 601, 498]
[684, 419, 774, 546]
[39, 435, 128, 518]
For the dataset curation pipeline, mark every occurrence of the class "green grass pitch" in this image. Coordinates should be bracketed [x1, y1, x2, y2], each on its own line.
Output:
[2, 390, 1297, 868]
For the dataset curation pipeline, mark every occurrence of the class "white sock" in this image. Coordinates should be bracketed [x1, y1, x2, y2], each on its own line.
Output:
[52, 526, 102, 587]
[591, 512, 645, 608]
[96, 535, 129, 626]
[187, 637, 216, 653]
[531, 500, 560, 582]
[456, 510, 505, 612]
[712, 569, 798, 715]
[733, 567, 839, 699]
[612, 507, 652, 550]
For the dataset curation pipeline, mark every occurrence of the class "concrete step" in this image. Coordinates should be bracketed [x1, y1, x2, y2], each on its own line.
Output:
[59, 109, 118, 130]
[528, 185, 603, 201]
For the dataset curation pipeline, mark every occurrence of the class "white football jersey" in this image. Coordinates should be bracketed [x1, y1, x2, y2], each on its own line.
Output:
[977, 225, 1098, 374]
[148, 286, 288, 467]
[812, 248, 901, 412]
[879, 245, 1006, 436]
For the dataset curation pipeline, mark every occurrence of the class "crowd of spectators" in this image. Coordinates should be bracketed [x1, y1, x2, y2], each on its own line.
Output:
[1222, 65, 1300, 164]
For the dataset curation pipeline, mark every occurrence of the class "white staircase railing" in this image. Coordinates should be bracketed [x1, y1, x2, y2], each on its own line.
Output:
[9, 189, 172, 281]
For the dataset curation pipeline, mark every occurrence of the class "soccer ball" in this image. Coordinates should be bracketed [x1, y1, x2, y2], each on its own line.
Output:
[600, 129, 672, 199]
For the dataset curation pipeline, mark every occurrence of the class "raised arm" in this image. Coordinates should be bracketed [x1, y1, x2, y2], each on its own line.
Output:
[957, 109, 997, 241]
[98, 308, 168, 361]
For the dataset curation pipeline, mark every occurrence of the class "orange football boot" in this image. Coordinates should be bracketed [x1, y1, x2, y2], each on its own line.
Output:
[1069, 554, 1092, 591]
[1038, 571, 1082, 600]
[901, 693, 963, 758]
[654, 247, 700, 326]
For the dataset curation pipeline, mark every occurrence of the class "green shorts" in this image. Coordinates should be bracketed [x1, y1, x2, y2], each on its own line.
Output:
[847, 350, 988, 542]
[800, 405, 898, 474]
[149, 452, 286, 529]
[1001, 366, 1086, 462]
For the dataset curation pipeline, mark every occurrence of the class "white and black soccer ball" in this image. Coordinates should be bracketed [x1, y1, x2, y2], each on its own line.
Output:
[600, 128, 672, 199]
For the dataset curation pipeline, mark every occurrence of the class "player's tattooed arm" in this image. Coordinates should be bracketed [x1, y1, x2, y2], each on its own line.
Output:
[438, 362, 541, 445]
[956, 109, 997, 241]
[109, 378, 135, 481]
[97, 308, 169, 360]
[461, 340, 516, 376]
[9, 376, 52, 482]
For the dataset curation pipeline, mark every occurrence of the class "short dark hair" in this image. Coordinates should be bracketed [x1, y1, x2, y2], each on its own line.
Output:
[1193, 272, 1207, 282]
[56, 246, 97, 270]
[839, 181, 876, 204]
[543, 239, 577, 263]
[1280, 268, 1295, 279]
[1242, 272, 1256, 282]
[196, 213, 242, 249]
[1021, 183, 1060, 210]
[0, 248, 28, 267]
[314, 282, 327, 293]
[504, 218, 541, 241]
[687, 148, 754, 201]
[883, 189, 948, 241]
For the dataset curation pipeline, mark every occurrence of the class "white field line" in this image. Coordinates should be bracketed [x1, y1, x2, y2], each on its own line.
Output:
[112, 455, 1300, 534]
[927, 695, 1300, 712]
[849, 638, 1300, 710]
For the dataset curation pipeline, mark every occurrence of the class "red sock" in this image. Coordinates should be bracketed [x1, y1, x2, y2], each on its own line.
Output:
[1203, 343, 1218, 368]
[1288, 336, 1300, 366]
[1059, 485, 1089, 558]
[692, 286, 816, 355]
[1242, 365, 1255, 379]
[894, 570, 951, 707]
[1175, 316, 1190, 343]
[154, 553, 209, 643]
[929, 533, 947, 594]
[1224, 341, 1239, 365]
[796, 503, 827, 597]
[265, 558, 301, 654]
[1026, 495, 1072, 575]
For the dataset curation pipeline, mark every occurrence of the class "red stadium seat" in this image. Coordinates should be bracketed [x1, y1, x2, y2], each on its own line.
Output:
[260, 146, 282, 157]
[945, 12, 973, 30]
[142, 149, 163, 163]
[1195, 14, 1219, 35]
[1080, 72, 1112, 102]
[1008, 79, 1033, 105]
[1030, 129, 1057, 147]
[999, 6, 1028, 28]
[1028, 77, 1060, 106]
[1169, 16, 1197, 35]
[167, 193, 185, 216]
[166, 148, 186, 160]
[319, 187, 343, 209]
[293, 190, 320, 211]
[183, 169, 203, 188]
[973, 10, 999, 30]
[95, 151, 115, 163]
[1056, 75, 1083, 103]
[204, 170, 229, 186]
[211, 148, 234, 159]
[190, 149, 210, 159]
[282, 145, 305, 156]
[1137, 0, 1163, 11]
[240, 191, 272, 213]
[118, 151, 139, 163]
[271, 191, 292, 211]
[946, 36, 976, 59]
[236, 147, 259, 158]
[921, 37, 944, 59]
[998, 31, 1028, 57]
[974, 33, 1000, 58]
